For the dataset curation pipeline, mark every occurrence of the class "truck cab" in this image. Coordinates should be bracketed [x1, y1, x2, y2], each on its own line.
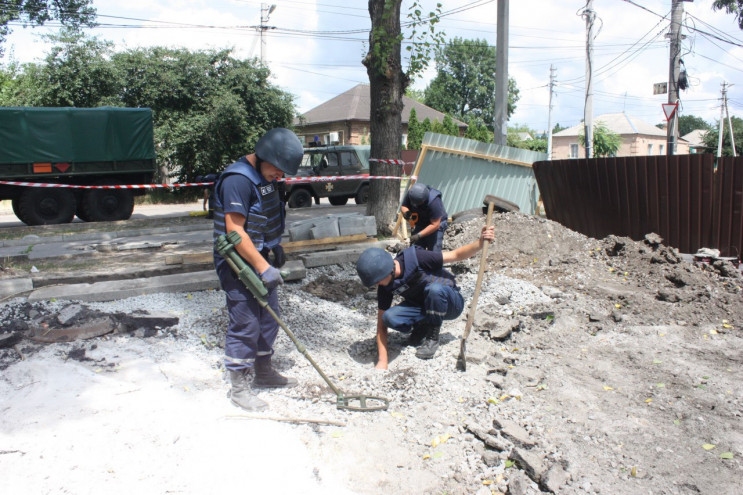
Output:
[283, 145, 370, 208]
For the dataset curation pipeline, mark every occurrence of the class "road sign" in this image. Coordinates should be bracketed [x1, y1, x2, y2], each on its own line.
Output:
[662, 103, 678, 121]
[653, 82, 668, 95]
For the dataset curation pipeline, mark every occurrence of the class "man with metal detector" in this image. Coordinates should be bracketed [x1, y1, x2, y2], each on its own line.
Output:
[212, 128, 303, 412]
[400, 182, 448, 251]
[355, 224, 495, 370]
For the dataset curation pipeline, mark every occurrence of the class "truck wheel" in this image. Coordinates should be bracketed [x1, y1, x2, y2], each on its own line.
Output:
[80, 188, 135, 222]
[288, 189, 312, 208]
[17, 188, 76, 225]
[329, 196, 349, 206]
[355, 185, 369, 204]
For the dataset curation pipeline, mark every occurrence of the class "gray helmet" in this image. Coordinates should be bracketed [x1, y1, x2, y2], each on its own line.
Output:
[356, 247, 394, 288]
[408, 182, 430, 207]
[254, 128, 303, 175]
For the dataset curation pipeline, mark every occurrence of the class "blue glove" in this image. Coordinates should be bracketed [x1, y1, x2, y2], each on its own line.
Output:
[260, 266, 284, 290]
[271, 245, 286, 268]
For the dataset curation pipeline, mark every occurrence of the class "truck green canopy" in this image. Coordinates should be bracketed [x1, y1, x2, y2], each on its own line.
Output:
[0, 107, 156, 164]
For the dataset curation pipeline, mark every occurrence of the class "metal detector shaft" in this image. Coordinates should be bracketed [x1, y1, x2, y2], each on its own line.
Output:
[215, 232, 344, 398]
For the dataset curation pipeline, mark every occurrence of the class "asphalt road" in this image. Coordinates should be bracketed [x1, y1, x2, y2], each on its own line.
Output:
[0, 199, 367, 230]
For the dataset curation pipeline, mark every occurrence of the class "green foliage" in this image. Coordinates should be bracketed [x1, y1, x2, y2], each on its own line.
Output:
[1, 34, 296, 182]
[406, 107, 423, 150]
[553, 123, 567, 134]
[702, 116, 743, 156]
[405, 88, 425, 103]
[0, 0, 96, 55]
[424, 37, 519, 127]
[442, 114, 458, 135]
[578, 122, 622, 157]
[463, 118, 493, 143]
[405, 1, 445, 81]
[712, 0, 743, 29]
[678, 114, 712, 136]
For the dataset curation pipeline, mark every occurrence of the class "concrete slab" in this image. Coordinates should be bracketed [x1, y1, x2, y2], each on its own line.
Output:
[28, 270, 220, 303]
[300, 248, 366, 268]
[0, 278, 34, 299]
[310, 219, 340, 239]
[280, 260, 306, 282]
[338, 216, 377, 237]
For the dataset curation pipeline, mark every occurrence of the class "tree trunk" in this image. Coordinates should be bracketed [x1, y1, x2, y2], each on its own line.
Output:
[363, 0, 408, 236]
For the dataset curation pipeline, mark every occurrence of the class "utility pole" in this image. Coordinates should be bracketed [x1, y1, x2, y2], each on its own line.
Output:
[725, 84, 737, 157]
[717, 82, 726, 158]
[718, 82, 738, 158]
[260, 3, 276, 64]
[582, 0, 595, 159]
[493, 0, 509, 146]
[666, 0, 685, 155]
[547, 65, 556, 160]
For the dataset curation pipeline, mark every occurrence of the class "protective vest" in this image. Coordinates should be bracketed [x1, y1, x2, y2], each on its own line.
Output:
[390, 247, 456, 303]
[213, 157, 284, 252]
[410, 187, 447, 234]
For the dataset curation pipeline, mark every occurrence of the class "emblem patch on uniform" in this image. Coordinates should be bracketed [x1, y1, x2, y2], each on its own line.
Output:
[260, 184, 275, 196]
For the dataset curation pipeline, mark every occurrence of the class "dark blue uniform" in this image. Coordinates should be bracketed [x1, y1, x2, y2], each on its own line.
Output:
[377, 246, 464, 334]
[213, 157, 285, 372]
[402, 187, 448, 251]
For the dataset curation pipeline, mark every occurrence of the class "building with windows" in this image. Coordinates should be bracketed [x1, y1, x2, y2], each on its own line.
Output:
[293, 83, 466, 147]
[551, 112, 689, 159]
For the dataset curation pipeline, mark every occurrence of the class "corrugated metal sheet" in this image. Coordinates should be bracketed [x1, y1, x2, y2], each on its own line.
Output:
[413, 132, 547, 215]
[533, 154, 743, 257]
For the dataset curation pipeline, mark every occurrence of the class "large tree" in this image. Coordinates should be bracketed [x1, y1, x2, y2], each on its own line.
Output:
[363, 0, 443, 236]
[424, 37, 519, 128]
[1, 34, 295, 182]
[678, 114, 712, 136]
[712, 0, 743, 29]
[0, 0, 96, 55]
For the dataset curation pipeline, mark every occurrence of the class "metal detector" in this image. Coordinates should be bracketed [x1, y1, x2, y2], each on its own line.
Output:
[216, 231, 389, 412]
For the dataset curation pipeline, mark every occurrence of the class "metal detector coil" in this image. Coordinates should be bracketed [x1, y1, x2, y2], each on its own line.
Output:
[216, 231, 389, 413]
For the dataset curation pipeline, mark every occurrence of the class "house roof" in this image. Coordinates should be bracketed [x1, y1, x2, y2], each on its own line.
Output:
[681, 129, 708, 148]
[553, 113, 667, 138]
[294, 83, 467, 128]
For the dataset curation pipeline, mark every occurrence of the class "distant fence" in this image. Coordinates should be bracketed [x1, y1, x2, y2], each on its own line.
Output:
[533, 154, 743, 257]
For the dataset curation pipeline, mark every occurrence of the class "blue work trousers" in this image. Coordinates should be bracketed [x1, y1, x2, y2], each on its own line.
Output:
[381, 283, 464, 332]
[413, 221, 448, 252]
[216, 260, 279, 371]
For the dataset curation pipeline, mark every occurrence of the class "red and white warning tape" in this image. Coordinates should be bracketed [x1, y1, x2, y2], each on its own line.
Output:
[0, 175, 416, 189]
[0, 180, 213, 189]
[368, 158, 414, 166]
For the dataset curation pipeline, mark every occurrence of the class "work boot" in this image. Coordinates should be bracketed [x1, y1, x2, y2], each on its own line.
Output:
[254, 357, 298, 388]
[415, 326, 441, 360]
[229, 369, 268, 411]
[407, 323, 428, 347]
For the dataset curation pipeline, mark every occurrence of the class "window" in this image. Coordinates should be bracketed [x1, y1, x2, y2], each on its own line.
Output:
[659, 144, 664, 155]
[570, 144, 579, 158]
[648, 144, 654, 155]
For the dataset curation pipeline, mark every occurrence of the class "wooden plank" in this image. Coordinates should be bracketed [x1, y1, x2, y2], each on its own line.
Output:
[283, 233, 369, 252]
[165, 253, 212, 265]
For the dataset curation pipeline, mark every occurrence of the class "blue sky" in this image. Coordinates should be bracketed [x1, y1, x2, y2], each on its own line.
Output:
[2, 0, 742, 133]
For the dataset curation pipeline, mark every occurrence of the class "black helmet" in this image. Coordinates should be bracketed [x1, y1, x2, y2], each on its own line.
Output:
[408, 182, 430, 207]
[255, 128, 303, 175]
[356, 247, 394, 288]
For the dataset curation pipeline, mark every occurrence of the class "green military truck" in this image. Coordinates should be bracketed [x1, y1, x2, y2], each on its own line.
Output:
[0, 107, 157, 225]
[283, 145, 371, 208]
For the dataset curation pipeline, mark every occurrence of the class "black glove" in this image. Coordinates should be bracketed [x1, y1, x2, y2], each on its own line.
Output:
[260, 266, 284, 290]
[271, 245, 286, 268]
[410, 233, 421, 244]
[403, 210, 412, 220]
